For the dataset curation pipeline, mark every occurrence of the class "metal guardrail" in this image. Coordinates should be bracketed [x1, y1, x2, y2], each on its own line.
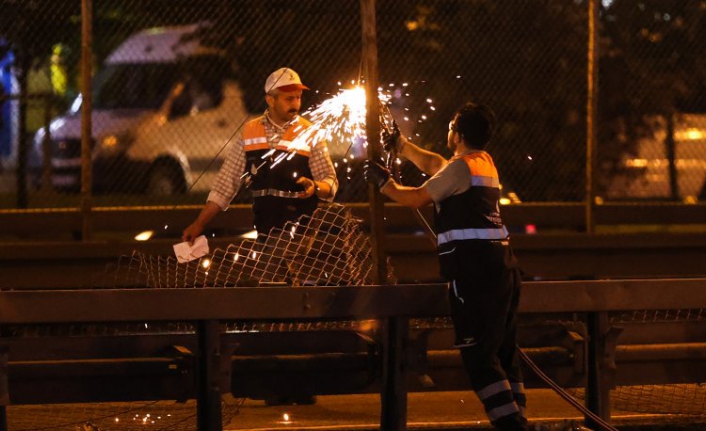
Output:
[3, 279, 706, 321]
[2, 231, 706, 288]
[3, 202, 706, 287]
[2, 279, 706, 430]
[1, 203, 706, 239]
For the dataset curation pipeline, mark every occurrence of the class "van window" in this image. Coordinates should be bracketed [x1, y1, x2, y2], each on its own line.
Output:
[169, 77, 218, 119]
[169, 55, 230, 119]
[93, 63, 179, 110]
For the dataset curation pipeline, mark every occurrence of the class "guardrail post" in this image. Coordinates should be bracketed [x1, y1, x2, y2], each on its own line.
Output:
[197, 320, 222, 431]
[585, 311, 611, 427]
[0, 343, 7, 431]
[381, 316, 409, 430]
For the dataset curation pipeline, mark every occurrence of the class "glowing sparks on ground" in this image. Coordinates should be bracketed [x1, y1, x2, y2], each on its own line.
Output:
[134, 230, 154, 241]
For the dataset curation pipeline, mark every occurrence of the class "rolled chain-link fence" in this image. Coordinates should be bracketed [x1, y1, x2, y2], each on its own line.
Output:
[2, 1, 706, 211]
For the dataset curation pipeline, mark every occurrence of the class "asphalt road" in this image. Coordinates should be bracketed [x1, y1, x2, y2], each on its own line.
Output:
[4, 389, 704, 431]
[223, 389, 706, 431]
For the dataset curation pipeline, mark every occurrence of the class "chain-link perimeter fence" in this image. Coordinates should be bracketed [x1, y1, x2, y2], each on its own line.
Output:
[3, 0, 706, 425]
[2, 1, 706, 210]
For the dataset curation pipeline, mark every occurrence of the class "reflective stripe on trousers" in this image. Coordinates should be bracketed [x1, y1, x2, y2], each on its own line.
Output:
[476, 379, 521, 422]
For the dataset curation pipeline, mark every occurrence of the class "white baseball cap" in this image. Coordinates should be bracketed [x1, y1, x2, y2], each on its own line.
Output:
[264, 67, 309, 94]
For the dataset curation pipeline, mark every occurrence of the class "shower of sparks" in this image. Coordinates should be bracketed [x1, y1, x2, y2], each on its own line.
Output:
[268, 86, 391, 168]
[249, 81, 442, 181]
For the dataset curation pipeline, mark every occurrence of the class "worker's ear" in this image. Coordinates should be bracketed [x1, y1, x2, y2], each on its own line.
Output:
[265, 93, 275, 108]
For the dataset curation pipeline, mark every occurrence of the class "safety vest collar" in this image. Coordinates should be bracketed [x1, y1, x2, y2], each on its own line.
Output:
[243, 115, 314, 154]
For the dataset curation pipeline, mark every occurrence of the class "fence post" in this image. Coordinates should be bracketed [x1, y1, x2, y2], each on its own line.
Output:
[80, 0, 93, 240]
[197, 320, 223, 431]
[360, 0, 387, 285]
[381, 316, 409, 431]
[15, 46, 30, 209]
[585, 311, 611, 427]
[41, 95, 53, 192]
[585, 0, 599, 234]
[666, 112, 679, 200]
[0, 343, 7, 431]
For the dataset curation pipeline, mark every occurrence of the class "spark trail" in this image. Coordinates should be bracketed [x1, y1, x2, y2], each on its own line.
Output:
[267, 86, 391, 171]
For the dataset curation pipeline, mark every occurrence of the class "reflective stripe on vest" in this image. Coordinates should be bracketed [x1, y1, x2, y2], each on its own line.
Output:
[243, 136, 268, 146]
[437, 226, 509, 246]
[435, 152, 507, 246]
[251, 188, 300, 199]
[471, 175, 499, 188]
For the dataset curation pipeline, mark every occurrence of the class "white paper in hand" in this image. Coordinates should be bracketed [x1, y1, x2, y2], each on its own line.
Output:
[173, 235, 209, 263]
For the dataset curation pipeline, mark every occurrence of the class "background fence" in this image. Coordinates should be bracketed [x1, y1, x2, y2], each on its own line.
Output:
[1, 0, 706, 210]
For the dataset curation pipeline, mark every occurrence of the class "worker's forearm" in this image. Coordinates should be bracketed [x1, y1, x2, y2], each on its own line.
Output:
[398, 139, 447, 176]
[314, 180, 333, 199]
[183, 201, 222, 242]
[194, 201, 222, 229]
[380, 181, 433, 209]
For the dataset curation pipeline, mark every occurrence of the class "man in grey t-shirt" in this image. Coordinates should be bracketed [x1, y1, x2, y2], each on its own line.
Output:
[365, 102, 526, 431]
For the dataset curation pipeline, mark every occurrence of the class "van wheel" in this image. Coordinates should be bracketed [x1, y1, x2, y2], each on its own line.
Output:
[146, 163, 186, 196]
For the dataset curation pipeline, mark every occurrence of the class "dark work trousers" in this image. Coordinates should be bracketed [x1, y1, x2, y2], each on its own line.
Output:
[447, 242, 526, 431]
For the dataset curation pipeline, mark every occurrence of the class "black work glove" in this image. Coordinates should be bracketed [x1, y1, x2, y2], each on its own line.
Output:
[364, 159, 393, 190]
[381, 121, 401, 153]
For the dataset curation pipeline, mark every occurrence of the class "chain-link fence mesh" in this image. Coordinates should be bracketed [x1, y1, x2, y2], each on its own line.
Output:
[376, 0, 589, 203]
[5, 309, 706, 420]
[597, 0, 706, 202]
[99, 204, 385, 288]
[2, 1, 706, 211]
[4, 398, 245, 431]
[3, 1, 706, 424]
[2, 0, 81, 207]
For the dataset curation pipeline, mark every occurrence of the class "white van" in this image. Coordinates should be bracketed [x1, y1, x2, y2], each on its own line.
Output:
[602, 114, 706, 202]
[31, 24, 249, 195]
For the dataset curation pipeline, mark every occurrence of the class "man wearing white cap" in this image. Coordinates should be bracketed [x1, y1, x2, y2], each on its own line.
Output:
[182, 67, 338, 242]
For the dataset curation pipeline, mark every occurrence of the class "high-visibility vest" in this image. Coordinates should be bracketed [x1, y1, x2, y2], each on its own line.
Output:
[434, 151, 509, 250]
[241, 117, 318, 235]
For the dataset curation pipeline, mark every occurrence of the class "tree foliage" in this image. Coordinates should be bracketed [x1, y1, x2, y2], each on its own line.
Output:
[597, 0, 706, 197]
